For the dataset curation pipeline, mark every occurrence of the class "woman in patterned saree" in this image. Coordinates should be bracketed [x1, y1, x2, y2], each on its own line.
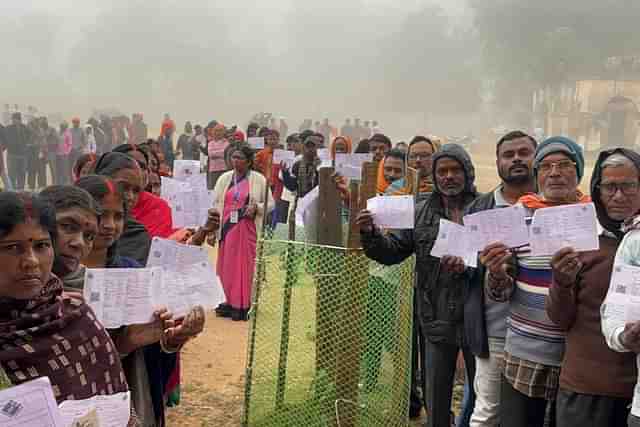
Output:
[0, 191, 138, 425]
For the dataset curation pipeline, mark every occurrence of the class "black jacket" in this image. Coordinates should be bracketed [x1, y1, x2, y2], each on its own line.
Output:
[462, 191, 497, 358]
[362, 144, 478, 345]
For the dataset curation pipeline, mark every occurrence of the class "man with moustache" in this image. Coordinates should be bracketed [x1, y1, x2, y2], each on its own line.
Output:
[463, 131, 537, 427]
[357, 143, 479, 427]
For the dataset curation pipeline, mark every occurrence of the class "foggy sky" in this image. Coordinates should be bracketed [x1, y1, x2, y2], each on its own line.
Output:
[1, 0, 473, 137]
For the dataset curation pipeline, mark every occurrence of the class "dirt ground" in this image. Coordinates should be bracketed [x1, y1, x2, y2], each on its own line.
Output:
[166, 314, 248, 427]
[166, 147, 597, 427]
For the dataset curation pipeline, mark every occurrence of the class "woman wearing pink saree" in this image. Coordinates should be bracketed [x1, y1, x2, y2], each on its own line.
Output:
[212, 145, 274, 321]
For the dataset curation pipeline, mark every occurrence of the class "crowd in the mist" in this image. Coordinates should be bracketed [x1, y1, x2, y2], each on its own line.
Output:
[5, 105, 640, 427]
[0, 110, 394, 427]
[0, 107, 150, 191]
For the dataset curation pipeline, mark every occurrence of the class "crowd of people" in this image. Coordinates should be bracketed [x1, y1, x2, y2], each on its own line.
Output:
[354, 131, 640, 427]
[3, 107, 640, 427]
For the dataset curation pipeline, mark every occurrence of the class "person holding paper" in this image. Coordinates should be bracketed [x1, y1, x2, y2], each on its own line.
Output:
[97, 151, 174, 240]
[369, 133, 392, 194]
[254, 128, 285, 227]
[213, 145, 274, 321]
[544, 149, 640, 427]
[458, 130, 537, 427]
[72, 175, 206, 427]
[113, 144, 151, 187]
[405, 134, 442, 419]
[0, 192, 139, 426]
[481, 136, 588, 427]
[206, 123, 230, 190]
[330, 136, 352, 159]
[282, 134, 321, 199]
[334, 148, 409, 206]
[357, 143, 479, 427]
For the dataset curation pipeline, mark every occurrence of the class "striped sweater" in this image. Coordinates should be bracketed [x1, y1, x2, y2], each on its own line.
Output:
[504, 254, 566, 366]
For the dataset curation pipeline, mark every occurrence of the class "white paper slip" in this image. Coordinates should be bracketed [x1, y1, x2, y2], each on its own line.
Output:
[84, 263, 224, 327]
[173, 160, 201, 181]
[248, 137, 265, 150]
[316, 149, 332, 169]
[59, 391, 130, 427]
[463, 205, 529, 252]
[603, 264, 640, 323]
[0, 377, 65, 427]
[160, 262, 225, 317]
[170, 189, 216, 229]
[335, 153, 373, 180]
[430, 219, 477, 268]
[84, 268, 158, 329]
[529, 203, 599, 256]
[273, 150, 296, 170]
[366, 195, 415, 229]
[295, 186, 319, 228]
[160, 176, 191, 203]
[147, 237, 210, 268]
[182, 173, 208, 192]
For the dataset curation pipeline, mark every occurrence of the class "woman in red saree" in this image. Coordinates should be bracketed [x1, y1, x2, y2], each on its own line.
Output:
[213, 145, 274, 320]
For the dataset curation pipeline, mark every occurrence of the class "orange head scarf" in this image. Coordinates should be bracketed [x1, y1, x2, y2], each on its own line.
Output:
[330, 136, 352, 160]
[519, 191, 591, 210]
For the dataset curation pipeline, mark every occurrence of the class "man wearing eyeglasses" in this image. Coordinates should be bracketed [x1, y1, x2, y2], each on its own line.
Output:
[549, 149, 640, 427]
[403, 135, 441, 420]
[407, 136, 440, 194]
[480, 137, 589, 427]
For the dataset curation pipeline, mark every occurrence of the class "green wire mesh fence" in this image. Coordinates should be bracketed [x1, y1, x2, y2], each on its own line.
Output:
[243, 239, 415, 427]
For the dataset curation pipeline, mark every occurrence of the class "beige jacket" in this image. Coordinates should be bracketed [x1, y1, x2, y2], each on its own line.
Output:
[212, 170, 275, 236]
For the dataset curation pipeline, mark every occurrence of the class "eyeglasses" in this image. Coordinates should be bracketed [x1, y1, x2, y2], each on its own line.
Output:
[598, 182, 640, 197]
[537, 160, 576, 174]
[408, 153, 432, 161]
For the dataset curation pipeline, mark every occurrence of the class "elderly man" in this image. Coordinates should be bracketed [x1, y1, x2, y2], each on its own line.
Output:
[357, 143, 478, 427]
[481, 136, 588, 427]
[545, 148, 640, 427]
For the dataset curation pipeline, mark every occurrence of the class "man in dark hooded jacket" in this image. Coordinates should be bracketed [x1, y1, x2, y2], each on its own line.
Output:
[357, 143, 479, 427]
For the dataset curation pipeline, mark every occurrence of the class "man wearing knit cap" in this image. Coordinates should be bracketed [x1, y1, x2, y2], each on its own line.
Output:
[481, 136, 588, 427]
[357, 143, 479, 427]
